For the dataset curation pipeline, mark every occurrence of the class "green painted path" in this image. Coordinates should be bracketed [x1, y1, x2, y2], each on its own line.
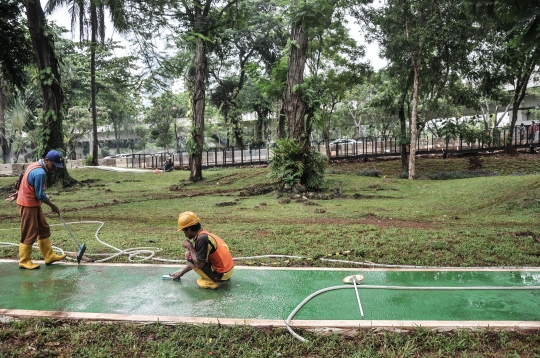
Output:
[1, 261, 540, 327]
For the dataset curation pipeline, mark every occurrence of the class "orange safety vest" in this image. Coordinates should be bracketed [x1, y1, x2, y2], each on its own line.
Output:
[196, 230, 234, 273]
[16, 161, 46, 207]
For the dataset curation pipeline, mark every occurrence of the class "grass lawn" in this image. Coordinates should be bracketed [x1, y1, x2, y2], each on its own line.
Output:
[1, 151, 540, 357]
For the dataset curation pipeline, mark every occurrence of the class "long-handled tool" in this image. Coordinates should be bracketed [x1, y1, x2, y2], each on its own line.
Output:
[59, 215, 86, 264]
[343, 274, 365, 318]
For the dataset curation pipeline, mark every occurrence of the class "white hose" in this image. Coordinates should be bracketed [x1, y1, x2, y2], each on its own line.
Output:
[2, 221, 539, 269]
[0, 221, 186, 263]
[286, 284, 540, 342]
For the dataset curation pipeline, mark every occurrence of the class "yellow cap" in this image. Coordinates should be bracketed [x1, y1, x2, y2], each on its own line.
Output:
[177, 211, 200, 232]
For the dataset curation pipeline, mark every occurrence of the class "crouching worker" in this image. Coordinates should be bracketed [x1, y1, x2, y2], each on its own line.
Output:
[163, 157, 174, 172]
[170, 211, 234, 289]
[17, 150, 67, 269]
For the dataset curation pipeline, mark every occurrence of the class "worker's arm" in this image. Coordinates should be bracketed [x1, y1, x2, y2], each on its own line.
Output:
[183, 240, 205, 269]
[170, 263, 192, 280]
[170, 240, 205, 280]
[30, 170, 60, 215]
[42, 197, 60, 215]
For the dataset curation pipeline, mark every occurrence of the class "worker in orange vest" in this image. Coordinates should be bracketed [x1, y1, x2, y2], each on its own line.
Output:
[169, 212, 234, 289]
[16, 150, 67, 269]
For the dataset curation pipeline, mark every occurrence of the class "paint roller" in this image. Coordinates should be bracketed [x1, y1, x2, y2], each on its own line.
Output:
[343, 274, 365, 318]
[162, 274, 181, 282]
[59, 215, 86, 264]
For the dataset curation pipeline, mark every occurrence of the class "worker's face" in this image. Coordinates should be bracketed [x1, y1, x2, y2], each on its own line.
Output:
[182, 228, 195, 239]
[44, 158, 56, 171]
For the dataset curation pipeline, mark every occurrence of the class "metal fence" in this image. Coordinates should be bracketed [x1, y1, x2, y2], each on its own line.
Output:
[93, 126, 538, 170]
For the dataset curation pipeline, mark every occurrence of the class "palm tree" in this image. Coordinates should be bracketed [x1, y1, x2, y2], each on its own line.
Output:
[46, 0, 108, 165]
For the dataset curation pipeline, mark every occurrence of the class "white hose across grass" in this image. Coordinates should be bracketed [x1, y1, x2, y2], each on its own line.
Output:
[2, 220, 540, 269]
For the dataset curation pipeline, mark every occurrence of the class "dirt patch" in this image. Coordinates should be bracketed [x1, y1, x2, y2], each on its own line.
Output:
[215, 201, 238, 207]
[0, 184, 15, 197]
[238, 184, 276, 196]
[255, 229, 271, 237]
[284, 216, 440, 230]
[352, 193, 399, 199]
[80, 179, 102, 184]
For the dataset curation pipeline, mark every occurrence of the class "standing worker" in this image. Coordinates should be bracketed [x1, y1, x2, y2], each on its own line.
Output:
[520, 123, 526, 144]
[16, 150, 67, 269]
[169, 212, 234, 289]
[529, 121, 537, 143]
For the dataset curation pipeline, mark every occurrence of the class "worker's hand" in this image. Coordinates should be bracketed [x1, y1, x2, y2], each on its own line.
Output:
[50, 204, 60, 215]
[182, 240, 193, 250]
[170, 273, 182, 281]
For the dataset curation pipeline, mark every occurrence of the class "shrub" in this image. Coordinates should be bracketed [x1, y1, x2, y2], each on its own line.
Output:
[355, 169, 382, 177]
[269, 138, 326, 191]
[83, 155, 93, 166]
[303, 150, 326, 191]
[468, 156, 483, 170]
[397, 172, 409, 179]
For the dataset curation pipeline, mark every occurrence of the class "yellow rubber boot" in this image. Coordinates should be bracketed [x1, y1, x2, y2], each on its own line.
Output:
[19, 243, 40, 270]
[193, 267, 219, 289]
[196, 278, 219, 289]
[38, 238, 66, 265]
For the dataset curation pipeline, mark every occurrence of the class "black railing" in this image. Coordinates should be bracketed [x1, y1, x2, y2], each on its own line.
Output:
[95, 127, 537, 170]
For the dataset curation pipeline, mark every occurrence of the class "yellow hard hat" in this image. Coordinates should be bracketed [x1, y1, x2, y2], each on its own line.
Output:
[177, 211, 200, 232]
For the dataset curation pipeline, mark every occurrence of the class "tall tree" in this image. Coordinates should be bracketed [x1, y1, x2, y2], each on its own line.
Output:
[145, 91, 187, 153]
[305, 20, 368, 163]
[207, 0, 287, 148]
[172, 0, 240, 182]
[46, 0, 125, 164]
[371, 0, 476, 178]
[467, 1, 540, 151]
[25, 0, 73, 185]
[0, 0, 34, 164]
[284, 0, 371, 184]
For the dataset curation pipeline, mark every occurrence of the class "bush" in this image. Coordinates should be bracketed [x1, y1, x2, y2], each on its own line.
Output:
[303, 150, 326, 191]
[355, 169, 382, 177]
[269, 138, 326, 191]
[397, 172, 409, 179]
[83, 155, 93, 166]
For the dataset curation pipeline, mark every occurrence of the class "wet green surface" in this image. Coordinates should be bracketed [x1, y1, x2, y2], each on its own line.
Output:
[1, 262, 540, 321]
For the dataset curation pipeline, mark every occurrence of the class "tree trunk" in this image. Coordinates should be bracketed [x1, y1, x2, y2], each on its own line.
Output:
[408, 60, 420, 180]
[506, 70, 532, 153]
[115, 124, 120, 154]
[229, 98, 244, 148]
[0, 79, 7, 164]
[324, 130, 331, 163]
[277, 105, 286, 139]
[25, 0, 73, 186]
[189, 37, 206, 182]
[90, 2, 99, 165]
[284, 26, 309, 145]
[284, 24, 312, 183]
[398, 103, 408, 173]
